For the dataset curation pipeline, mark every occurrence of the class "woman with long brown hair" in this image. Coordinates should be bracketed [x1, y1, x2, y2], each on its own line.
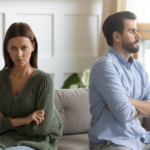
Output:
[0, 22, 63, 150]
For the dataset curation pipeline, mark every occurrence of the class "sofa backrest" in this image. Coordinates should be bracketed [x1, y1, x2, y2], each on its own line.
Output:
[54, 88, 145, 135]
[54, 88, 91, 135]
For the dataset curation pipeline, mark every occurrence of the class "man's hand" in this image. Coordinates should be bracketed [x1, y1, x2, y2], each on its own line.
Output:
[105, 105, 109, 109]
[132, 109, 139, 120]
[129, 97, 150, 117]
[0, 110, 4, 117]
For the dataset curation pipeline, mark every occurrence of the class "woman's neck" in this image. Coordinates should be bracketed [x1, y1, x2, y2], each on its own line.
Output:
[10, 64, 36, 78]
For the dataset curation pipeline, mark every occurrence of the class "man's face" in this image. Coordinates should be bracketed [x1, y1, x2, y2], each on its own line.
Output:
[121, 19, 141, 53]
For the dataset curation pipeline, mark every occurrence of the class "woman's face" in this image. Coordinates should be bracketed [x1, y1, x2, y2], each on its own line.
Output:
[7, 36, 35, 67]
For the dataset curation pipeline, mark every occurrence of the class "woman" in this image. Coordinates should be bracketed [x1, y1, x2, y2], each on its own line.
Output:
[0, 22, 63, 150]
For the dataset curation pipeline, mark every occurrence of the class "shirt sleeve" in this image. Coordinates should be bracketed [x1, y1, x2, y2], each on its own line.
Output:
[0, 116, 13, 134]
[143, 70, 150, 102]
[17, 73, 63, 140]
[91, 61, 135, 122]
[141, 66, 150, 118]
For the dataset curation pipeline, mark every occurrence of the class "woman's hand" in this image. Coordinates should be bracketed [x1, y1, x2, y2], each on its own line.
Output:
[23, 110, 45, 126]
[0, 110, 4, 117]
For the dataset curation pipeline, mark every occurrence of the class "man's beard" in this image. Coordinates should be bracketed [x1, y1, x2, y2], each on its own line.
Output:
[122, 39, 139, 53]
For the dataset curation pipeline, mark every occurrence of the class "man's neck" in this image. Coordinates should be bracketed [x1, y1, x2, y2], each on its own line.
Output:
[112, 45, 131, 61]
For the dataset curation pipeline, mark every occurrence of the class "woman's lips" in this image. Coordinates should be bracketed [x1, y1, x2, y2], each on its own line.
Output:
[16, 60, 23, 62]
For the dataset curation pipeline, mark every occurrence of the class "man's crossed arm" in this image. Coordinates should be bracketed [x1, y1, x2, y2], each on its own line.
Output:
[106, 98, 150, 120]
[129, 98, 150, 117]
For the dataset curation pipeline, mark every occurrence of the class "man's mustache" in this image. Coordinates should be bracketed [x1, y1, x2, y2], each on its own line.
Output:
[133, 40, 139, 44]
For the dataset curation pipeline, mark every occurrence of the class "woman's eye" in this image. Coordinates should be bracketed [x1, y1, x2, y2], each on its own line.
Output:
[11, 47, 16, 50]
[22, 46, 27, 50]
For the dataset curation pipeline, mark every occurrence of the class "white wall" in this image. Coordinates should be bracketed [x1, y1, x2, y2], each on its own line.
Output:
[0, 0, 103, 89]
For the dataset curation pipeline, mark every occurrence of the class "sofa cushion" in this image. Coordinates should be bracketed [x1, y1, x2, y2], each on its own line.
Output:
[138, 114, 144, 126]
[143, 117, 150, 131]
[54, 88, 91, 135]
[57, 133, 89, 150]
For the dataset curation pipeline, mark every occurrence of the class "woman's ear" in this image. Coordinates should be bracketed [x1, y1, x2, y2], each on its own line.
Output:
[113, 31, 121, 43]
[32, 42, 35, 52]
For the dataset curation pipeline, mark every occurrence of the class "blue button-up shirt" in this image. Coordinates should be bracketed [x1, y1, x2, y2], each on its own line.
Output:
[88, 47, 150, 150]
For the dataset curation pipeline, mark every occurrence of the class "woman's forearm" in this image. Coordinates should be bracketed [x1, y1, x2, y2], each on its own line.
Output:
[11, 118, 25, 128]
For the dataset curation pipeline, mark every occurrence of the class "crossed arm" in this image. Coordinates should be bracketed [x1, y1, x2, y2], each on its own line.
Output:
[92, 61, 150, 122]
[129, 98, 150, 118]
[106, 98, 150, 120]
[0, 109, 45, 128]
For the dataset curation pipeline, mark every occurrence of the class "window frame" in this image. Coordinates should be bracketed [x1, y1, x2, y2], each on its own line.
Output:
[133, 23, 150, 59]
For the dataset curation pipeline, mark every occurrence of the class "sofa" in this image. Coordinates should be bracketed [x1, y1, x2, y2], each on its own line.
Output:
[54, 88, 150, 150]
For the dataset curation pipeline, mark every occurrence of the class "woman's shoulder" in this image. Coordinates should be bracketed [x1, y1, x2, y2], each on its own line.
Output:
[0, 69, 7, 77]
[36, 69, 53, 84]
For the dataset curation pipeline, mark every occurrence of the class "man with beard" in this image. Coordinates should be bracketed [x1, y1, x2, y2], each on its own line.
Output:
[88, 11, 150, 150]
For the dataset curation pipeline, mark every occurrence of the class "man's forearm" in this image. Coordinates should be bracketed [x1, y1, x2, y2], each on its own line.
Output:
[130, 98, 150, 117]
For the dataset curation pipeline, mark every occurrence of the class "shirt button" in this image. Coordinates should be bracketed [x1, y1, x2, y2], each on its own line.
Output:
[133, 124, 135, 127]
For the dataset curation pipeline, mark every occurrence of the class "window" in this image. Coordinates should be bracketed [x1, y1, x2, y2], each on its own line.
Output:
[126, 0, 150, 77]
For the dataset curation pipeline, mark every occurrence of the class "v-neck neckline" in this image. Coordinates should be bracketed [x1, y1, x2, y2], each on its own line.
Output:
[5, 69, 39, 99]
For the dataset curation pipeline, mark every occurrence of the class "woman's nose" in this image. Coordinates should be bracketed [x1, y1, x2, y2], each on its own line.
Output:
[17, 49, 23, 57]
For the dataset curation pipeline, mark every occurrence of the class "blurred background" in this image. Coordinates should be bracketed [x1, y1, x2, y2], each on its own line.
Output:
[0, 0, 149, 89]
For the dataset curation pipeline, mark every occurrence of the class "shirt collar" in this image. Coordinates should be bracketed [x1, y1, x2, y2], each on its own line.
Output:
[109, 47, 134, 65]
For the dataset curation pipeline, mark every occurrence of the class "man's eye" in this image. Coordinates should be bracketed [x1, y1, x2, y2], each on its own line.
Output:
[130, 30, 133, 33]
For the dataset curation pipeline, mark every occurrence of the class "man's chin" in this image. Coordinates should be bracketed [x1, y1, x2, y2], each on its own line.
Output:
[131, 47, 139, 53]
[132, 49, 139, 53]
[124, 47, 139, 53]
[132, 45, 139, 53]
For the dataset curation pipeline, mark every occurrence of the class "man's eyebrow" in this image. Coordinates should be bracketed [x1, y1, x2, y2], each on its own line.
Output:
[128, 28, 137, 31]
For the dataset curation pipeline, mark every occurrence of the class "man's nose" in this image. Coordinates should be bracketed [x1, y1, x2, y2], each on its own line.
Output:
[136, 31, 141, 39]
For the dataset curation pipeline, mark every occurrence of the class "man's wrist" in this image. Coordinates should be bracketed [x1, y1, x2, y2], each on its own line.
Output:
[129, 98, 135, 106]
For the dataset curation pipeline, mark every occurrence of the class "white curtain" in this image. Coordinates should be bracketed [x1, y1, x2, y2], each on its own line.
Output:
[126, 0, 150, 23]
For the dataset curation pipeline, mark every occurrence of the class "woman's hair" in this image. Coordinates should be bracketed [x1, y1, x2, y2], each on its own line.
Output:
[102, 11, 136, 46]
[3, 22, 38, 71]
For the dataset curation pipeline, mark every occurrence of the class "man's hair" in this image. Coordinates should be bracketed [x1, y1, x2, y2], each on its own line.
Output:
[102, 11, 137, 46]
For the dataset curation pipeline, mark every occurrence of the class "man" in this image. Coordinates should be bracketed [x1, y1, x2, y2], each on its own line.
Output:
[88, 11, 150, 150]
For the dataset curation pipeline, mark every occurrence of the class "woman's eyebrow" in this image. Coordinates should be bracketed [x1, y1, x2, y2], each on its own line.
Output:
[10, 45, 27, 47]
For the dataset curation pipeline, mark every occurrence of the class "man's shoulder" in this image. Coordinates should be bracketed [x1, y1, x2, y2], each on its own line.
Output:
[92, 50, 118, 69]
[133, 59, 145, 71]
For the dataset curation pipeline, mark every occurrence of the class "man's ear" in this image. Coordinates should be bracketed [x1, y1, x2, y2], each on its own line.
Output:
[113, 31, 121, 43]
